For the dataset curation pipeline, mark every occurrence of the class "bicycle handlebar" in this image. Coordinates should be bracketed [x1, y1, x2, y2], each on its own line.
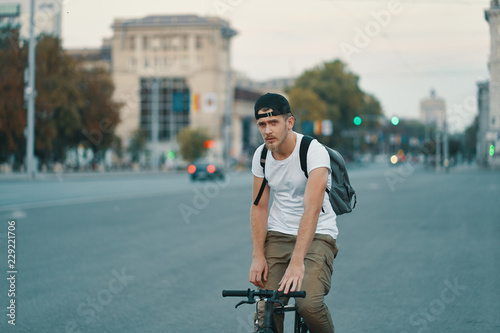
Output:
[222, 289, 306, 298]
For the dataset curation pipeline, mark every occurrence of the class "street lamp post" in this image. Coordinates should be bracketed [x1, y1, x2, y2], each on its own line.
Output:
[221, 25, 237, 170]
[25, 0, 37, 178]
[151, 77, 160, 172]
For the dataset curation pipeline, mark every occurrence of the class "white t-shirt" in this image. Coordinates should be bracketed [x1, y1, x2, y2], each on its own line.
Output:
[252, 132, 338, 239]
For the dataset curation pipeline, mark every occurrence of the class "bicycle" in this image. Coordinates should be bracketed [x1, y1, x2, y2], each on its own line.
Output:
[222, 288, 309, 333]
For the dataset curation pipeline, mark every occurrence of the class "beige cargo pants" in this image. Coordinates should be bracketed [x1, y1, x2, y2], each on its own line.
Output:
[256, 231, 338, 333]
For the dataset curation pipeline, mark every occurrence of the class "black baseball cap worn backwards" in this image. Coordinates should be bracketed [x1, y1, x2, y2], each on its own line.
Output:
[254, 93, 292, 119]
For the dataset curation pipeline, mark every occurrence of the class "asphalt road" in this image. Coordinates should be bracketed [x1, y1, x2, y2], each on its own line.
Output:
[0, 163, 498, 333]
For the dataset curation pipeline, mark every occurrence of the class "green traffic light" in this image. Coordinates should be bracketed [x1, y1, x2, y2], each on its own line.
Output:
[489, 145, 495, 157]
[353, 116, 362, 126]
[167, 150, 176, 160]
[391, 116, 399, 126]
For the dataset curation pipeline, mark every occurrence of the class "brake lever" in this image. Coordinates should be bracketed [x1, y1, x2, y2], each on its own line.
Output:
[235, 299, 256, 308]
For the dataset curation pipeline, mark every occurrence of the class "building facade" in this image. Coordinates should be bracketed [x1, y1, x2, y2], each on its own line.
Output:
[483, 0, 500, 167]
[236, 74, 295, 95]
[420, 89, 447, 169]
[66, 38, 112, 71]
[420, 89, 446, 131]
[477, 81, 490, 166]
[112, 15, 252, 164]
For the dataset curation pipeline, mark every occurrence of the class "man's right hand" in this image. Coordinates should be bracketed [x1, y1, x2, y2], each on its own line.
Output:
[249, 255, 268, 288]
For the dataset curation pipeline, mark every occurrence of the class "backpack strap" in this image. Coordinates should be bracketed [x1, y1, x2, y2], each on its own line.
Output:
[253, 145, 268, 206]
[299, 135, 325, 213]
[299, 135, 313, 178]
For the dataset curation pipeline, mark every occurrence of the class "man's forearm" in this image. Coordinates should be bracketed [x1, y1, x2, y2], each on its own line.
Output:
[250, 207, 268, 257]
[291, 208, 320, 264]
[291, 168, 327, 264]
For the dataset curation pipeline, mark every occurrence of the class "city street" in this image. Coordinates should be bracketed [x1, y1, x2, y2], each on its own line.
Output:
[0, 163, 499, 333]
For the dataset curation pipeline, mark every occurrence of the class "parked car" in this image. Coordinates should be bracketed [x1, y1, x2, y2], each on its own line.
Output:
[188, 160, 225, 181]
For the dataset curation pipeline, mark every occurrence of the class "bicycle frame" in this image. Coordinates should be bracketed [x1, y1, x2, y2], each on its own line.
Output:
[222, 289, 308, 333]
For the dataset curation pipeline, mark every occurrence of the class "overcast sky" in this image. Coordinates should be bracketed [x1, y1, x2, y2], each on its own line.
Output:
[61, 0, 493, 133]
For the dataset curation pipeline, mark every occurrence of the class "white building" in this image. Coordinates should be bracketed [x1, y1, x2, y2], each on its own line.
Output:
[483, 0, 500, 168]
[0, 0, 62, 38]
[111, 14, 262, 165]
[420, 89, 446, 131]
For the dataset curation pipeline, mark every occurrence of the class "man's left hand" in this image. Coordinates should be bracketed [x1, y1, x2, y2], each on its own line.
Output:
[278, 260, 305, 294]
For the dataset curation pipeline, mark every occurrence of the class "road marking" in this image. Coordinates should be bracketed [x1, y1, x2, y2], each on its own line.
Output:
[0, 190, 181, 212]
[9, 210, 27, 219]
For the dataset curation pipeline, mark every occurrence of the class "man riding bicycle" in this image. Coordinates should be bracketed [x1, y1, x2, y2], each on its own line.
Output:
[250, 93, 339, 333]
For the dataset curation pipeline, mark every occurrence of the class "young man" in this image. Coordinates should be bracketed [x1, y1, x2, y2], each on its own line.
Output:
[250, 93, 338, 333]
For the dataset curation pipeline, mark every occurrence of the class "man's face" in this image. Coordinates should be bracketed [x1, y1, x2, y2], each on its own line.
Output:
[256, 111, 292, 151]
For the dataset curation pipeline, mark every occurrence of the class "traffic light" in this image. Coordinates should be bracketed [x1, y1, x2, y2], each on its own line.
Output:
[490, 144, 495, 157]
[353, 116, 362, 126]
[167, 150, 176, 160]
[391, 116, 399, 126]
[204, 140, 215, 149]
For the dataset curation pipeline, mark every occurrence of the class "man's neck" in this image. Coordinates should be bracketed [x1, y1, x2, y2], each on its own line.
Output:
[272, 131, 297, 160]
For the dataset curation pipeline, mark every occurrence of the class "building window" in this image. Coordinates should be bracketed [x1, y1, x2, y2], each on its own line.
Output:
[181, 35, 188, 50]
[128, 36, 135, 50]
[196, 35, 203, 49]
[129, 57, 136, 70]
[171, 36, 180, 50]
[140, 77, 190, 142]
[143, 36, 149, 50]
[151, 37, 160, 50]
[180, 56, 189, 69]
[144, 57, 150, 69]
[161, 36, 169, 50]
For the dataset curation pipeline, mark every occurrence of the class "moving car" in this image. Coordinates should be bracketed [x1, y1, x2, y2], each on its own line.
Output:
[188, 160, 225, 181]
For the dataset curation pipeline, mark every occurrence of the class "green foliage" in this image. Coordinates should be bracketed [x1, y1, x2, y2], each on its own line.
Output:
[177, 128, 211, 163]
[127, 129, 146, 163]
[78, 67, 122, 157]
[287, 87, 327, 123]
[288, 59, 383, 149]
[0, 30, 122, 167]
[34, 34, 84, 163]
[0, 27, 25, 165]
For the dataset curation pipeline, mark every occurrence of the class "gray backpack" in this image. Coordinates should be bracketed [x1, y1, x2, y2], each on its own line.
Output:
[253, 135, 356, 216]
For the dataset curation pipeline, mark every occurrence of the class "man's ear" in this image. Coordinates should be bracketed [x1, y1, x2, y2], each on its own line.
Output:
[287, 116, 295, 130]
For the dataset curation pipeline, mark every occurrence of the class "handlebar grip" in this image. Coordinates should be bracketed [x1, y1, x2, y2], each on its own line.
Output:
[281, 291, 306, 298]
[222, 289, 250, 297]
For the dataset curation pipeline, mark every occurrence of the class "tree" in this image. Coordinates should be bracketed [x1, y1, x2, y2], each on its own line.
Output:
[287, 87, 327, 125]
[289, 59, 383, 150]
[127, 129, 146, 163]
[0, 26, 26, 167]
[177, 128, 211, 163]
[33, 34, 83, 164]
[78, 66, 122, 161]
[0, 30, 122, 169]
